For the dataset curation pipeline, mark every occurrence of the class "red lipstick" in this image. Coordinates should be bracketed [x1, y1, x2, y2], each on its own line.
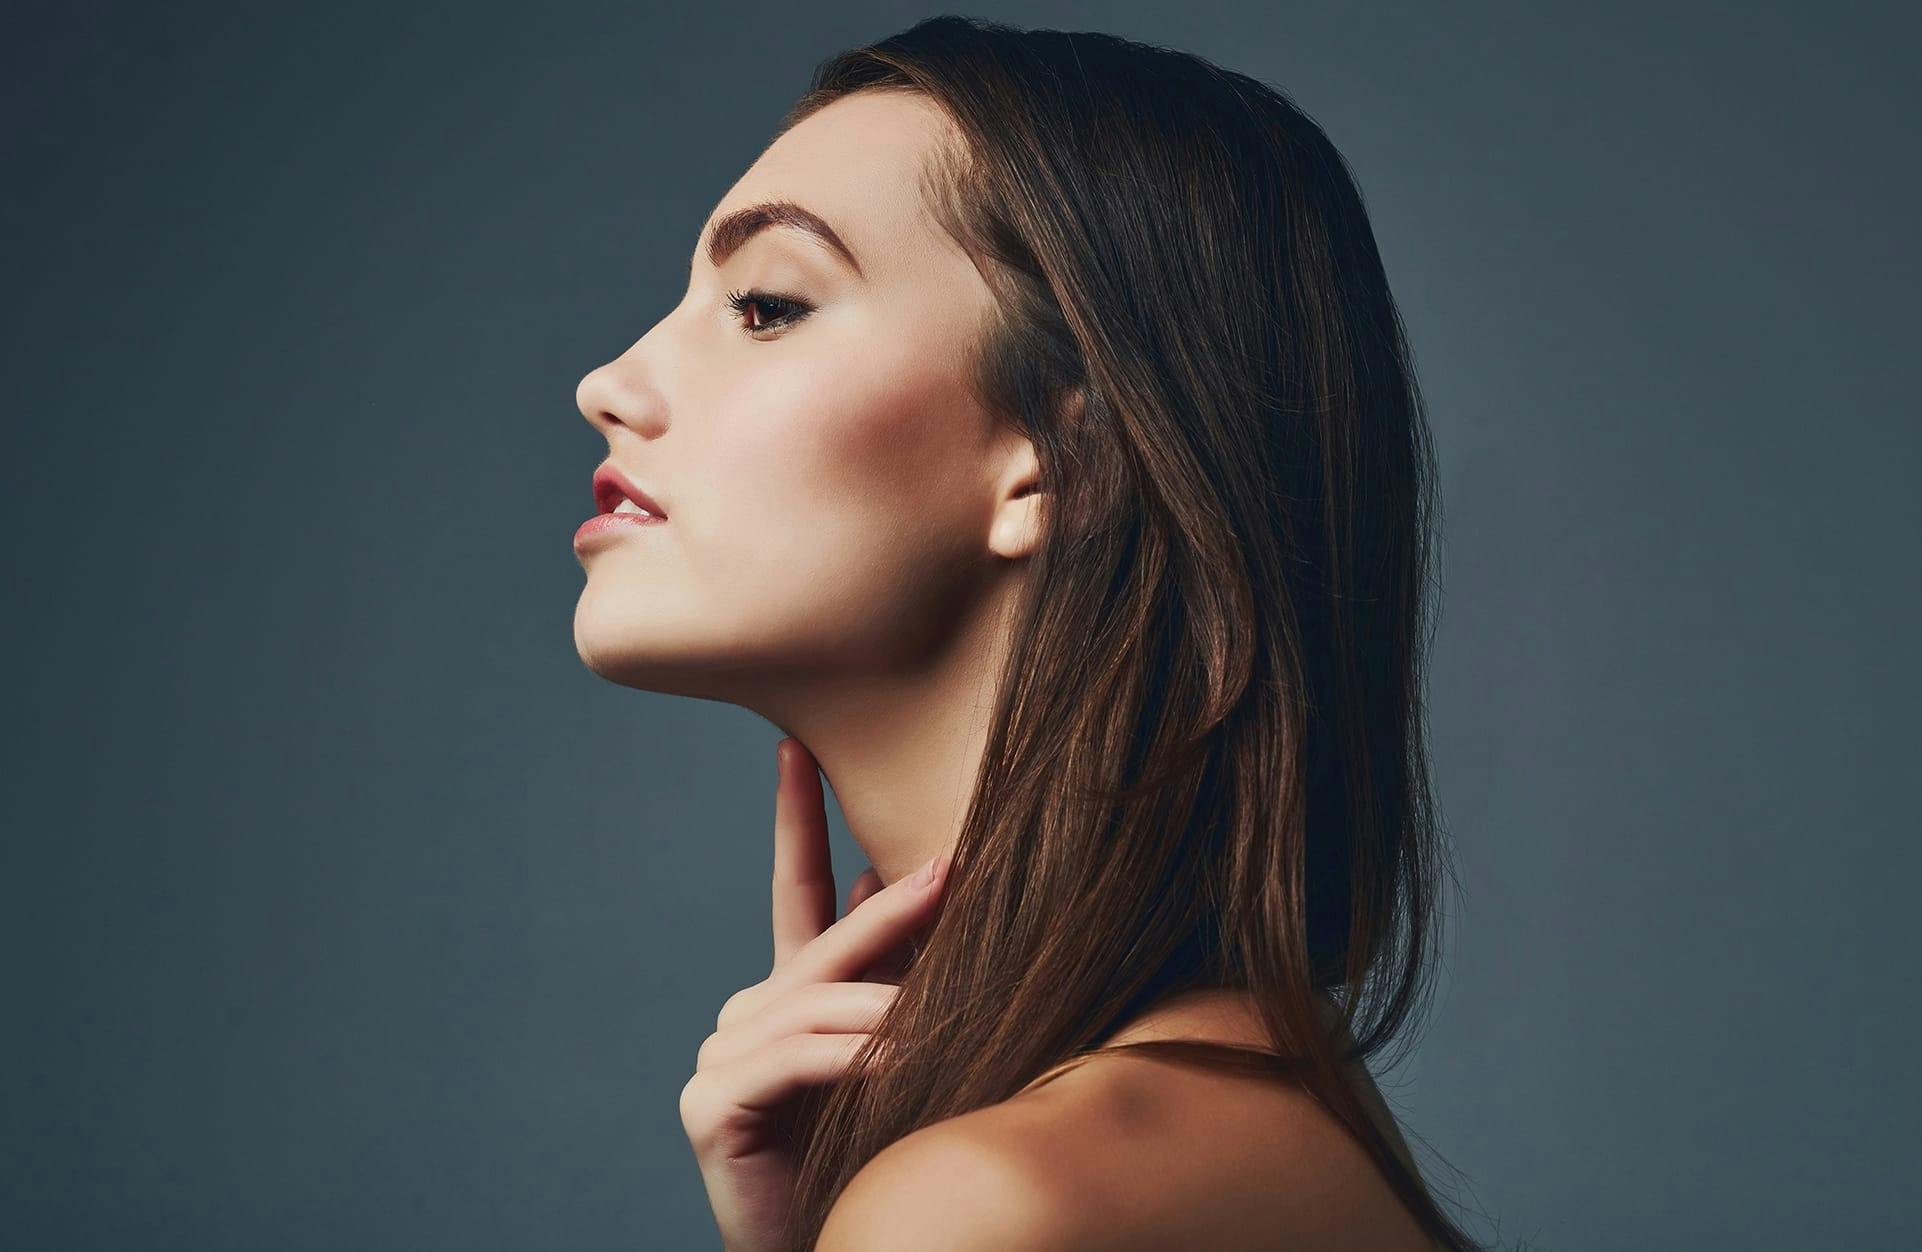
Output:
[577, 463, 669, 551]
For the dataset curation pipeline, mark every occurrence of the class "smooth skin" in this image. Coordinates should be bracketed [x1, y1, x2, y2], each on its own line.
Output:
[580, 91, 1437, 1250]
[574, 90, 1034, 891]
[816, 986, 1438, 1250]
[678, 738, 949, 1252]
[680, 740, 1435, 1252]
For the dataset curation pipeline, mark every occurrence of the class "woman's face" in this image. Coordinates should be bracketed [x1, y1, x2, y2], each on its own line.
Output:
[573, 91, 1029, 702]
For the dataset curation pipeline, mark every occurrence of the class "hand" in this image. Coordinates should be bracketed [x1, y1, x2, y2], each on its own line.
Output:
[678, 737, 949, 1252]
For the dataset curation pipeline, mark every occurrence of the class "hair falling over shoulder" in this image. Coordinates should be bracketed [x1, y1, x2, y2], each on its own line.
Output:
[774, 17, 1476, 1250]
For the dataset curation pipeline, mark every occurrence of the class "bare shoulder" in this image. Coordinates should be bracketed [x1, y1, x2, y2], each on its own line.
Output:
[814, 1108, 1081, 1251]
[819, 991, 1436, 1252]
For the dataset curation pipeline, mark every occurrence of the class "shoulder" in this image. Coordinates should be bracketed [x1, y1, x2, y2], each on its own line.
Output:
[818, 991, 1435, 1251]
[814, 1112, 1079, 1251]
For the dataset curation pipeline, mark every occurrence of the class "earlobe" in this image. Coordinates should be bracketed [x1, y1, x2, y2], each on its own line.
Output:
[988, 436, 1046, 561]
[989, 492, 1044, 560]
[988, 385, 1079, 561]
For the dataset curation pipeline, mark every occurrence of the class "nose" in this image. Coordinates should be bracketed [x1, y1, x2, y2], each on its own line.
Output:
[576, 352, 668, 440]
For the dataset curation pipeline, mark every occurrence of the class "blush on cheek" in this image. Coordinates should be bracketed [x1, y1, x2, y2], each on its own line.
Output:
[712, 373, 901, 525]
[708, 334, 991, 588]
[848, 343, 995, 496]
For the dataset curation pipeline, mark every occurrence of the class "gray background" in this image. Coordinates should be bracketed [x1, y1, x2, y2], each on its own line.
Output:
[4, 2, 1917, 1248]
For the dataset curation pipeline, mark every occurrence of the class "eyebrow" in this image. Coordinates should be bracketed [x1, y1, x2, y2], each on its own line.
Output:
[699, 199, 866, 280]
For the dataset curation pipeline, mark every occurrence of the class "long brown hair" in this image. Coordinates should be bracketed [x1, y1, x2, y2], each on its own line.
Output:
[776, 17, 1475, 1249]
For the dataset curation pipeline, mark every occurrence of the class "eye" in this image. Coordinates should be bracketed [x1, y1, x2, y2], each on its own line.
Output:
[724, 287, 815, 338]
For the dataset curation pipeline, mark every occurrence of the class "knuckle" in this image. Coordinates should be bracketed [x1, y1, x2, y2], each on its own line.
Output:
[717, 982, 761, 1028]
[677, 1073, 710, 1126]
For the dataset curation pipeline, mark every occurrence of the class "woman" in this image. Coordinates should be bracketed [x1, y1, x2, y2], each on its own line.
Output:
[574, 16, 1474, 1251]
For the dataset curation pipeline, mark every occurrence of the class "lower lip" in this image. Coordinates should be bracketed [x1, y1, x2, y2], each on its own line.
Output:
[574, 512, 668, 549]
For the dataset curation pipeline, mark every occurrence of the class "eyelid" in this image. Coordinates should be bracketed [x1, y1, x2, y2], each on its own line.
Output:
[724, 286, 816, 337]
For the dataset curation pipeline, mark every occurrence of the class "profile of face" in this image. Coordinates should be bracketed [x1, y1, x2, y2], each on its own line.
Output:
[574, 91, 1044, 708]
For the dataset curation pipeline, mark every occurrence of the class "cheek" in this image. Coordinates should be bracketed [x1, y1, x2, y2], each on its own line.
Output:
[689, 346, 986, 651]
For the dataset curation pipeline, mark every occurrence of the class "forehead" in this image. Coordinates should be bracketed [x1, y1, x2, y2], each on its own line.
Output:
[705, 91, 958, 280]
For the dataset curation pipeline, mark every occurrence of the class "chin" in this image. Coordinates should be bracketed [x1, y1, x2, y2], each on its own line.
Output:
[571, 589, 782, 706]
[575, 586, 694, 689]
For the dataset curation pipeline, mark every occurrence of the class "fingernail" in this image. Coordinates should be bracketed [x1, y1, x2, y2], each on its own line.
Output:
[915, 853, 946, 887]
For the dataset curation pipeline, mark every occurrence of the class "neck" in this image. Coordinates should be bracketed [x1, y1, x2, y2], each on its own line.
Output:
[743, 577, 1021, 888]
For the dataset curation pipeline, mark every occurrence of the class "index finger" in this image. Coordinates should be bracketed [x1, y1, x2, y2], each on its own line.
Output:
[771, 737, 836, 966]
[770, 853, 947, 992]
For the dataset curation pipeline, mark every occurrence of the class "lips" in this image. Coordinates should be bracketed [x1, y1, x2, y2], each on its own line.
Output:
[592, 464, 668, 519]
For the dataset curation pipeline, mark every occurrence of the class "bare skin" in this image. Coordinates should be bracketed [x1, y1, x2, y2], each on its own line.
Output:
[680, 737, 1438, 1252]
[972, 992, 1440, 1250]
[678, 739, 950, 1252]
[579, 90, 1435, 1250]
[807, 990, 1439, 1249]
[574, 90, 1035, 890]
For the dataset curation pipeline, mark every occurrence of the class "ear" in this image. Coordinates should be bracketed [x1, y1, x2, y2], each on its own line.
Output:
[986, 432, 1043, 561]
[987, 388, 1080, 561]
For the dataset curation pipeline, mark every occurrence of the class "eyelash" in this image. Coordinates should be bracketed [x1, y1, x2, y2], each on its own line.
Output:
[724, 287, 815, 338]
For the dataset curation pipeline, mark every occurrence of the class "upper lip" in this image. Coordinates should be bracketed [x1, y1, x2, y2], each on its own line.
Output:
[592, 463, 668, 518]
